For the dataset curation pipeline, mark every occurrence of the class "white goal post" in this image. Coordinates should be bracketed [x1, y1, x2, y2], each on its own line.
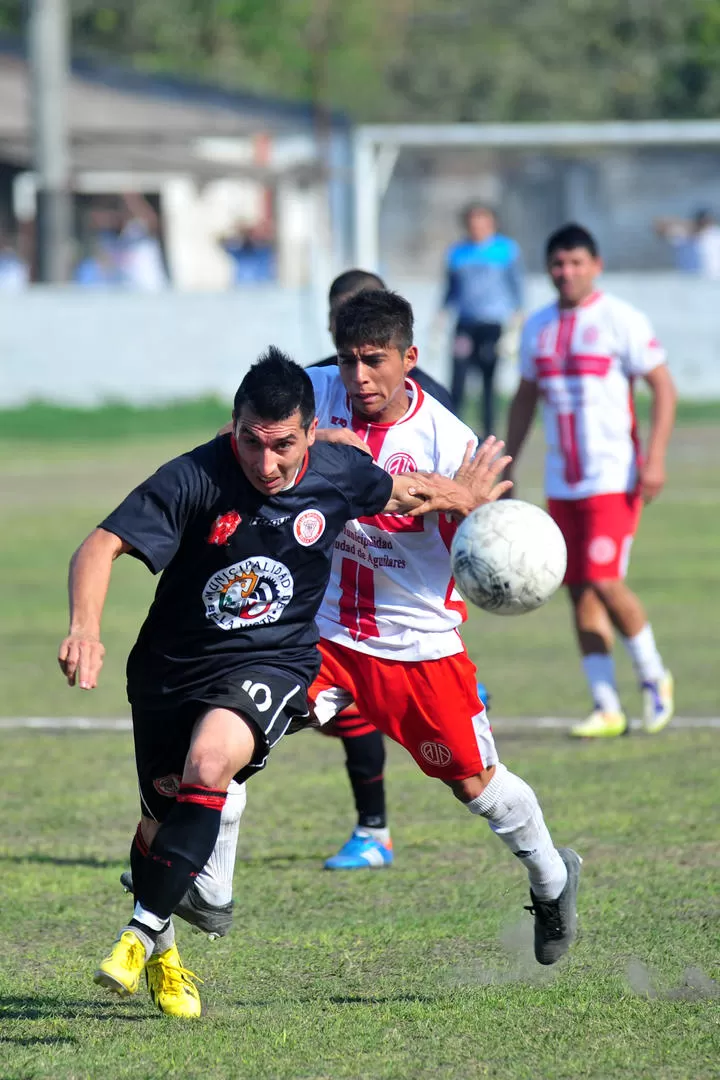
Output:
[351, 120, 720, 270]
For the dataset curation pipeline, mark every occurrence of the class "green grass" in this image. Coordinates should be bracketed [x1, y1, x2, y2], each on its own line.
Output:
[0, 416, 719, 1077]
[0, 728, 717, 1079]
[0, 419, 717, 717]
[1, 395, 719, 443]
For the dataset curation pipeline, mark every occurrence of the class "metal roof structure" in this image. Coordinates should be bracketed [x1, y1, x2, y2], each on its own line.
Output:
[0, 37, 348, 179]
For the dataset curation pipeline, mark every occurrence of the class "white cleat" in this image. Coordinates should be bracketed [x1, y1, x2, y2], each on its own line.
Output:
[642, 670, 675, 734]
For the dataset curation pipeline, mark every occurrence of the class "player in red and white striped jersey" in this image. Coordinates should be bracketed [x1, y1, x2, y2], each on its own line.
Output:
[303, 289, 582, 964]
[505, 224, 677, 738]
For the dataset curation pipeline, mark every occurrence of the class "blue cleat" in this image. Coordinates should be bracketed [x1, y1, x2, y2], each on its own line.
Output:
[477, 682, 491, 711]
[324, 829, 394, 870]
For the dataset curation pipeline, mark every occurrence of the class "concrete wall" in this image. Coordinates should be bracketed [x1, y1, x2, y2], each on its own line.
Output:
[1, 274, 718, 407]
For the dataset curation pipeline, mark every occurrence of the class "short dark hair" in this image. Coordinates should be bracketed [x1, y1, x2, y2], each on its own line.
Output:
[328, 268, 386, 305]
[546, 223, 599, 260]
[234, 346, 315, 431]
[334, 289, 414, 355]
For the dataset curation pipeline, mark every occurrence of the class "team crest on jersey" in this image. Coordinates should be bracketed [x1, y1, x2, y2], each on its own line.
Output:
[208, 511, 242, 545]
[583, 325, 599, 345]
[153, 773, 182, 797]
[293, 509, 326, 547]
[419, 741, 453, 767]
[384, 451, 417, 475]
[202, 556, 294, 629]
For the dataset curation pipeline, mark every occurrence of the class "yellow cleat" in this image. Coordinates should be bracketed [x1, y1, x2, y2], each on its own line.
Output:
[570, 709, 628, 738]
[642, 670, 675, 734]
[94, 930, 147, 997]
[145, 944, 203, 1019]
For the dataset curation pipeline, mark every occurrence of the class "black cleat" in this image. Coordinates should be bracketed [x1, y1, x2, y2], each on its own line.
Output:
[119, 872, 234, 940]
[525, 847, 582, 966]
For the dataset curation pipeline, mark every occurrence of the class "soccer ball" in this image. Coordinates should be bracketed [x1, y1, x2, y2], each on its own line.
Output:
[450, 500, 567, 616]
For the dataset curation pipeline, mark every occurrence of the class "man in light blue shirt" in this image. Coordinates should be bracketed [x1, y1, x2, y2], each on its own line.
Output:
[444, 204, 524, 436]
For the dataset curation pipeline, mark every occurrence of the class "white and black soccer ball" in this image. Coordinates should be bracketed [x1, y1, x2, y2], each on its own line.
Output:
[450, 500, 567, 616]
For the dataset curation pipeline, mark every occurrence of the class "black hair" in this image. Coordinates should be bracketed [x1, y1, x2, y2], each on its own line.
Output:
[328, 268, 386, 305]
[233, 346, 315, 431]
[546, 223, 599, 260]
[334, 289, 414, 355]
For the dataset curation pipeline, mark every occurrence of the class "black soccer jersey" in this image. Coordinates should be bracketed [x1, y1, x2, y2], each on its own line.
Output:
[99, 435, 393, 706]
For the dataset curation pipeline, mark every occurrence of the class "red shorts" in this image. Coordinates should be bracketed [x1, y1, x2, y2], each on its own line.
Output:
[548, 492, 642, 585]
[309, 639, 498, 781]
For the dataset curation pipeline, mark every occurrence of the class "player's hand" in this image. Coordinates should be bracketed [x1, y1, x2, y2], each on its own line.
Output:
[639, 459, 666, 503]
[405, 473, 475, 518]
[58, 632, 106, 690]
[453, 437, 514, 509]
[314, 427, 372, 456]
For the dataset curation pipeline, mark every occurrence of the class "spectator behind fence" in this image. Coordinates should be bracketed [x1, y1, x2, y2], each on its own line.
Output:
[220, 221, 276, 284]
[441, 203, 524, 438]
[654, 209, 720, 279]
[0, 233, 29, 291]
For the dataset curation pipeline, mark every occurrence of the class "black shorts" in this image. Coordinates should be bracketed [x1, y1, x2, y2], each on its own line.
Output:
[452, 321, 502, 371]
[131, 667, 310, 821]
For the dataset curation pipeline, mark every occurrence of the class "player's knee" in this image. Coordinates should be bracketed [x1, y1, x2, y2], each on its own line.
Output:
[184, 749, 236, 791]
[447, 767, 497, 804]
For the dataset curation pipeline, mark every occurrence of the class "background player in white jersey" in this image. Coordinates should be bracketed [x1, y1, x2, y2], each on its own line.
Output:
[177, 290, 583, 968]
[504, 224, 677, 738]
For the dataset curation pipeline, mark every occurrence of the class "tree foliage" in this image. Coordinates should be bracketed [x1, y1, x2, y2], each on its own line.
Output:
[1, 0, 720, 120]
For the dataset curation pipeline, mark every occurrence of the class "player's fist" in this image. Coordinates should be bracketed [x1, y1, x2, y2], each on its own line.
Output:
[58, 633, 106, 690]
[639, 459, 666, 503]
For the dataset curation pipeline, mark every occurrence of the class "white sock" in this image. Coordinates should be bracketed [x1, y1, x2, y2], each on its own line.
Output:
[582, 653, 622, 713]
[154, 919, 176, 955]
[357, 826, 390, 844]
[467, 763, 568, 900]
[193, 780, 246, 907]
[621, 623, 665, 684]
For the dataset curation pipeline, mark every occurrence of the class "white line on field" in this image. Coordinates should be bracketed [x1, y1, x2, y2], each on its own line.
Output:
[0, 716, 718, 731]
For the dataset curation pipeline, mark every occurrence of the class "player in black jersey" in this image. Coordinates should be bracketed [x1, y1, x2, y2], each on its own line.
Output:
[58, 347, 486, 1018]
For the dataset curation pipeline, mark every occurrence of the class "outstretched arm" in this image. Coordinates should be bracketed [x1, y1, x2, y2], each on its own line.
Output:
[383, 439, 512, 520]
[58, 528, 131, 689]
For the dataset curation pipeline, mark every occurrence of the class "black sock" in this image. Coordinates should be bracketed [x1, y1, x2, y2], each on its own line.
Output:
[342, 730, 387, 829]
[135, 783, 227, 925]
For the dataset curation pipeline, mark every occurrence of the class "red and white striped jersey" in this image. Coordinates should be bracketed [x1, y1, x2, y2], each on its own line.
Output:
[520, 292, 666, 500]
[309, 367, 476, 661]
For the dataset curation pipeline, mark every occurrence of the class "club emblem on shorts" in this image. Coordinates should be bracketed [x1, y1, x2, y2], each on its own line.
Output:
[208, 511, 242, 545]
[419, 741, 453, 767]
[203, 556, 294, 630]
[384, 451, 417, 475]
[588, 535, 617, 565]
[293, 509, 326, 547]
[153, 773, 182, 797]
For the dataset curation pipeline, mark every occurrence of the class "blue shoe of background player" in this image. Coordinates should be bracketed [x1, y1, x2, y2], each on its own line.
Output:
[477, 682, 491, 711]
[324, 829, 394, 870]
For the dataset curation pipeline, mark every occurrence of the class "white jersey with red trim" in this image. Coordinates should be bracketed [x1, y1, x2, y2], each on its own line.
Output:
[520, 291, 666, 500]
[309, 367, 476, 661]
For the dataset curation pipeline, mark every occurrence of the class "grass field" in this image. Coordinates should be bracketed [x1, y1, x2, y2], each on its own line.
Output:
[0, 403, 718, 1079]
[1, 400, 718, 718]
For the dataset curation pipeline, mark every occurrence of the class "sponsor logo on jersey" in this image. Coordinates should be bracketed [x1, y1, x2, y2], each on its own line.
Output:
[419, 741, 453, 767]
[384, 451, 417, 475]
[203, 557, 294, 630]
[331, 415, 348, 428]
[248, 514, 291, 528]
[293, 509, 326, 547]
[153, 773, 182, 797]
[588, 535, 617, 565]
[582, 325, 599, 345]
[208, 511, 242, 545]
